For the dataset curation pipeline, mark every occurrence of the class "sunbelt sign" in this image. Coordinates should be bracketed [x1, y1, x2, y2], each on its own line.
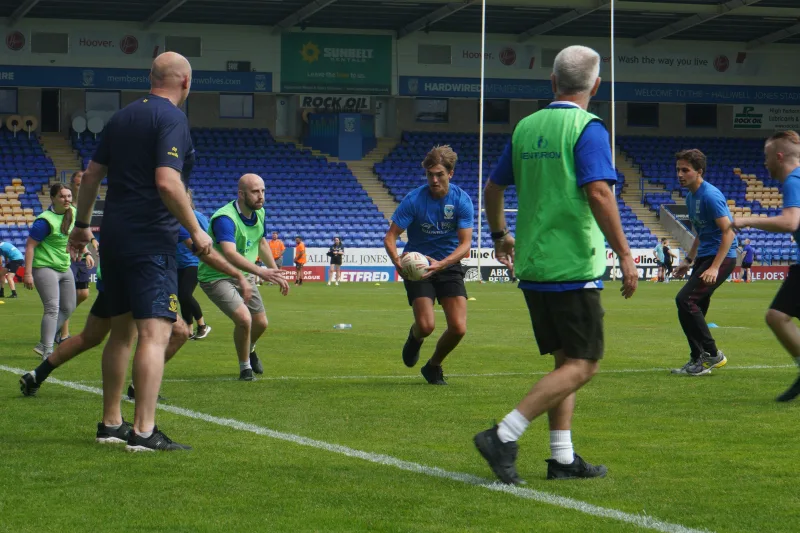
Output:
[733, 105, 800, 130]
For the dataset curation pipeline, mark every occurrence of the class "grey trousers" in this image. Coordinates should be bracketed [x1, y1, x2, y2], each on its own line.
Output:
[32, 267, 76, 350]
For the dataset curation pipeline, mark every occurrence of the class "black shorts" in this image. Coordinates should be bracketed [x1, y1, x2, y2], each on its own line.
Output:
[330, 258, 342, 266]
[71, 259, 91, 289]
[770, 265, 800, 318]
[6, 259, 23, 279]
[99, 252, 178, 322]
[656, 261, 664, 267]
[404, 264, 467, 306]
[664, 263, 673, 273]
[742, 262, 753, 269]
[89, 289, 111, 319]
[523, 289, 605, 360]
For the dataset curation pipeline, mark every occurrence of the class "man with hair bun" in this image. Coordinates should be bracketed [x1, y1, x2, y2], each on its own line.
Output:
[734, 129, 800, 401]
[384, 144, 474, 385]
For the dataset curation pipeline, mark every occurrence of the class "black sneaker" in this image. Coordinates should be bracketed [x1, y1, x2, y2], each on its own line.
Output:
[402, 326, 423, 368]
[546, 454, 608, 480]
[125, 426, 191, 452]
[421, 362, 446, 385]
[239, 368, 255, 381]
[19, 372, 40, 397]
[474, 425, 525, 485]
[126, 384, 167, 403]
[9, 293, 17, 298]
[250, 352, 264, 374]
[96, 420, 133, 444]
[776, 374, 800, 402]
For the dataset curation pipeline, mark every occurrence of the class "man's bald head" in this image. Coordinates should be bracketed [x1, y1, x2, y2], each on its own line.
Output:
[238, 173, 266, 212]
[150, 52, 192, 106]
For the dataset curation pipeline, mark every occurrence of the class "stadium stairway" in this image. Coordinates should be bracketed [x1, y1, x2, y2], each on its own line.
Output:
[296, 138, 400, 223]
[616, 146, 681, 249]
[38, 133, 107, 207]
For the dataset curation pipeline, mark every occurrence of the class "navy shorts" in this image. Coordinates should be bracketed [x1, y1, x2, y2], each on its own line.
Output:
[89, 288, 111, 319]
[71, 259, 91, 290]
[99, 252, 178, 322]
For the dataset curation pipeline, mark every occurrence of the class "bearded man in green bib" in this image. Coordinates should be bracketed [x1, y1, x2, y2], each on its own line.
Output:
[474, 45, 639, 484]
[198, 173, 290, 381]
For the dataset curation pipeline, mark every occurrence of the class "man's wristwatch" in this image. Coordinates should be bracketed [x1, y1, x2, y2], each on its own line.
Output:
[75, 221, 90, 229]
[685, 256, 694, 265]
[491, 228, 509, 240]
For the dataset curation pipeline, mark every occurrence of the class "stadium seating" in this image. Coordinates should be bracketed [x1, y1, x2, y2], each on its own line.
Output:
[619, 135, 791, 261]
[73, 128, 391, 248]
[376, 131, 655, 248]
[0, 131, 52, 252]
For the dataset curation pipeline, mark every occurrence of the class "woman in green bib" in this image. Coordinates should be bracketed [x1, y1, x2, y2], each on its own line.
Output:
[23, 184, 78, 359]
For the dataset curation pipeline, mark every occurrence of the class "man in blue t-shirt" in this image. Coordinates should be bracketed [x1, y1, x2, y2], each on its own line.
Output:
[0, 240, 23, 298]
[67, 52, 212, 452]
[672, 149, 738, 376]
[384, 145, 474, 385]
[739, 239, 756, 282]
[734, 130, 800, 402]
[653, 239, 665, 282]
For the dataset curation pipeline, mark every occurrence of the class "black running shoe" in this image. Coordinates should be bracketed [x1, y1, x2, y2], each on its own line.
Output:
[19, 372, 40, 397]
[126, 384, 167, 403]
[250, 352, 264, 374]
[420, 362, 446, 385]
[474, 425, 525, 485]
[776, 374, 800, 402]
[125, 426, 191, 452]
[239, 368, 255, 381]
[402, 326, 423, 368]
[96, 420, 133, 444]
[546, 454, 608, 480]
[9, 293, 17, 298]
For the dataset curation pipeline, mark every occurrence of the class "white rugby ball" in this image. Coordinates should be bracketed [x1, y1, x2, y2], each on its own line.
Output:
[400, 252, 430, 281]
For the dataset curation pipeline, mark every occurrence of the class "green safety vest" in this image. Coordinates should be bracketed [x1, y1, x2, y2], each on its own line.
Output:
[512, 106, 607, 282]
[32, 206, 75, 272]
[197, 201, 265, 283]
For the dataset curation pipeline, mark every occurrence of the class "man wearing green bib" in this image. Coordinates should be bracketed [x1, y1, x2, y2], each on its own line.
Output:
[198, 173, 289, 381]
[474, 45, 638, 484]
[23, 184, 80, 359]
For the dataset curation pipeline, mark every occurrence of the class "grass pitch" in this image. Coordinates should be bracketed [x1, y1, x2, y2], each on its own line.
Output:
[1, 280, 797, 533]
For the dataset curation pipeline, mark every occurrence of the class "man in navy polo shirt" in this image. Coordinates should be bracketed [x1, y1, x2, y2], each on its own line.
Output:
[68, 51, 211, 452]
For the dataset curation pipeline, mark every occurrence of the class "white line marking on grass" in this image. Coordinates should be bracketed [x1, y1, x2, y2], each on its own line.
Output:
[64, 364, 796, 385]
[0, 364, 709, 533]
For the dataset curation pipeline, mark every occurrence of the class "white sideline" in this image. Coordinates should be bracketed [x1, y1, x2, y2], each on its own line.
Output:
[64, 363, 795, 385]
[1, 364, 709, 533]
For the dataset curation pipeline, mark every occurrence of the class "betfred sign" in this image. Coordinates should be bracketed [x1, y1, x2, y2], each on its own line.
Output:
[336, 267, 395, 283]
[299, 95, 370, 111]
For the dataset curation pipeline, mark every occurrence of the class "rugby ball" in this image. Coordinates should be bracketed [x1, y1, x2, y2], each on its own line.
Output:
[400, 252, 430, 281]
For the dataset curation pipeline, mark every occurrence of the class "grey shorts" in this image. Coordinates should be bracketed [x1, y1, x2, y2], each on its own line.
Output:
[200, 275, 265, 318]
[274, 257, 283, 269]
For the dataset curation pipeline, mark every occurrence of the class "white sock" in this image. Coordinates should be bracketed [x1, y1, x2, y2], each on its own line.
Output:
[106, 422, 122, 430]
[138, 430, 153, 439]
[249, 342, 256, 354]
[30, 370, 37, 382]
[496, 409, 529, 443]
[550, 430, 574, 465]
[240, 361, 252, 371]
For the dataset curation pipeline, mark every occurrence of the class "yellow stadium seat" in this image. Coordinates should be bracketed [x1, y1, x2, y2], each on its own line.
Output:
[0, 215, 9, 224]
[24, 215, 34, 224]
[11, 178, 21, 186]
[726, 199, 735, 206]
[14, 186, 25, 194]
[23, 208, 32, 216]
[4, 186, 14, 194]
[11, 208, 22, 216]
[733, 168, 742, 174]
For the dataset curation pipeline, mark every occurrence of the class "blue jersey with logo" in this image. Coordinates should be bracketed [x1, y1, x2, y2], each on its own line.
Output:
[176, 210, 209, 269]
[782, 169, 800, 255]
[391, 183, 474, 261]
[0, 241, 23, 262]
[92, 94, 193, 257]
[686, 181, 737, 259]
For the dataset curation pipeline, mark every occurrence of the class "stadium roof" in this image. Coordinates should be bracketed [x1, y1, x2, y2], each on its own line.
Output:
[3, 0, 800, 47]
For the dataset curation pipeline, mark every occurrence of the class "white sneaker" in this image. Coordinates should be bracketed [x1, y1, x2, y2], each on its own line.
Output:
[33, 343, 45, 356]
[327, 281, 331, 286]
[335, 282, 339, 286]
